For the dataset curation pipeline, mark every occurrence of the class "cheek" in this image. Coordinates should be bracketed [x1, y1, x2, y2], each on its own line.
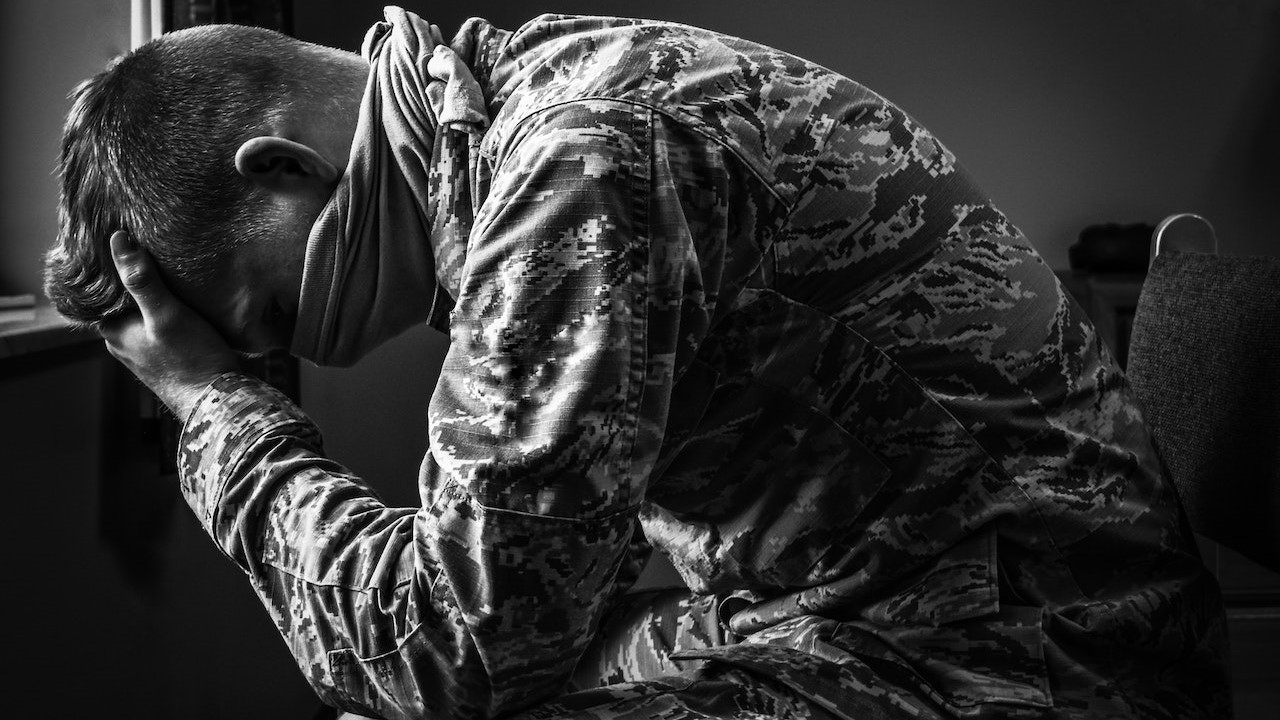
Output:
[263, 232, 309, 314]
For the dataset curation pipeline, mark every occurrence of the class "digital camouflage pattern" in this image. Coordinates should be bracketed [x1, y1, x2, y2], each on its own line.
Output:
[177, 10, 1232, 719]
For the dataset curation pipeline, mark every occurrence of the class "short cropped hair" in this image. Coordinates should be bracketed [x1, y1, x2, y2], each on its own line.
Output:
[44, 24, 344, 325]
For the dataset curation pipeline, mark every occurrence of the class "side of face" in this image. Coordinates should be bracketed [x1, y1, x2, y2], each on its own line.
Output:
[171, 128, 345, 355]
[159, 49, 360, 356]
[166, 203, 313, 356]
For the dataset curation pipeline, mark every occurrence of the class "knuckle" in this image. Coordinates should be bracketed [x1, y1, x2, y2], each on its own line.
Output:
[120, 265, 150, 289]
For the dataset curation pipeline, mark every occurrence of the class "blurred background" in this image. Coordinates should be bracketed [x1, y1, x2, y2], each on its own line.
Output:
[1, 1, 1276, 717]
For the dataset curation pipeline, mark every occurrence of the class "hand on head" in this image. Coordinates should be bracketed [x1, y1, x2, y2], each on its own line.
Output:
[100, 230, 240, 419]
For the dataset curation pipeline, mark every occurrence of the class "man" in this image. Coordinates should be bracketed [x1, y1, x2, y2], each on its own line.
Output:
[46, 7, 1231, 719]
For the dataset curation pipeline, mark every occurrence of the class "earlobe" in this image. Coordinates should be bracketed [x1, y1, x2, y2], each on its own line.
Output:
[234, 136, 340, 189]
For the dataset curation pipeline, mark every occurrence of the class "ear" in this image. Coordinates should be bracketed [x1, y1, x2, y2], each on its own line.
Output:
[234, 136, 340, 190]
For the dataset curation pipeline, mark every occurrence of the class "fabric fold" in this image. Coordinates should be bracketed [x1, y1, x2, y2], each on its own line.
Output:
[291, 7, 489, 367]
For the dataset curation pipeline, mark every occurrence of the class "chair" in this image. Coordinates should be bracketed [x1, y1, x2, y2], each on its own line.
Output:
[1126, 214, 1280, 573]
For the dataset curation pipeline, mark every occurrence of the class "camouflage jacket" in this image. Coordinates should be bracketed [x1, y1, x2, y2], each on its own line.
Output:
[178, 14, 1232, 720]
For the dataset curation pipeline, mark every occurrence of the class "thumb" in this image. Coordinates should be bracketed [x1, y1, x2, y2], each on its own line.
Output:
[109, 230, 170, 322]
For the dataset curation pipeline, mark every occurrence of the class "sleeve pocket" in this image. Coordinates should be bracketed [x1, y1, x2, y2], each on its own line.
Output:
[327, 629, 447, 720]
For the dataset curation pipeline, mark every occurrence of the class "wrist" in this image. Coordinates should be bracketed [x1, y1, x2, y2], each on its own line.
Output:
[159, 371, 230, 421]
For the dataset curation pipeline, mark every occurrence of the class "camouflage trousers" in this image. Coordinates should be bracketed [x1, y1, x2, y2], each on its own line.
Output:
[337, 588, 847, 720]
[515, 589, 926, 720]
[339, 585, 1227, 719]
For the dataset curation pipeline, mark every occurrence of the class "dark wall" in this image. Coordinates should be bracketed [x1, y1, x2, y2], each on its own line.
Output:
[0, 0, 131, 295]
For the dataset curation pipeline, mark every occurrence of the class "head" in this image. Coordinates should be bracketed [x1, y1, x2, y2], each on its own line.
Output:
[45, 23, 367, 352]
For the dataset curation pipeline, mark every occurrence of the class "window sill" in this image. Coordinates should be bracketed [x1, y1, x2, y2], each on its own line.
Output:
[0, 302, 96, 360]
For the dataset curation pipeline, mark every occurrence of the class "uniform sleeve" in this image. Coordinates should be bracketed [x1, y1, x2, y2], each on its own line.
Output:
[175, 100, 754, 719]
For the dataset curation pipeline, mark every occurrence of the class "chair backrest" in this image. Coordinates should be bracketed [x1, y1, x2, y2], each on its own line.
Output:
[1126, 217, 1280, 573]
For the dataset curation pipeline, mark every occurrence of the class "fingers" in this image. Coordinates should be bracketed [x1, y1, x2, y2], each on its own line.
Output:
[109, 230, 171, 323]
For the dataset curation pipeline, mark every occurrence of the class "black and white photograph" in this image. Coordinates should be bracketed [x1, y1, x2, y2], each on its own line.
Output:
[1, 1, 1276, 718]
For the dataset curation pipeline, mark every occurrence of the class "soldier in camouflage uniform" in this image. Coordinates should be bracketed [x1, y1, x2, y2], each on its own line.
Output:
[48, 6, 1232, 719]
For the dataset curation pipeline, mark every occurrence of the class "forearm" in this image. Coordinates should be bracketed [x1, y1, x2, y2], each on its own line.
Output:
[177, 373, 635, 718]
